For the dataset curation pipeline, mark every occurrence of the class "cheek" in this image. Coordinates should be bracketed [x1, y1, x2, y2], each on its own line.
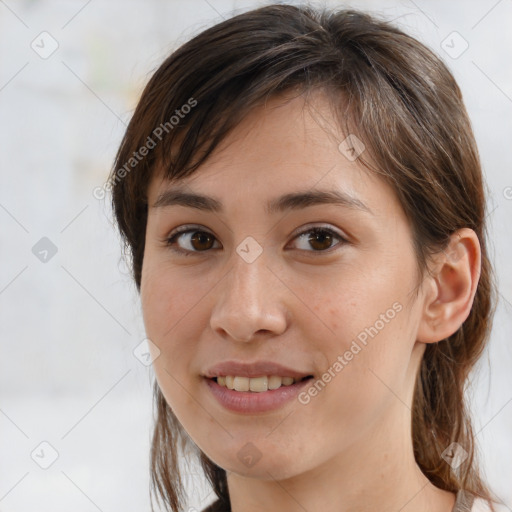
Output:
[140, 265, 201, 386]
[306, 266, 414, 408]
[141, 262, 197, 340]
[140, 269, 201, 417]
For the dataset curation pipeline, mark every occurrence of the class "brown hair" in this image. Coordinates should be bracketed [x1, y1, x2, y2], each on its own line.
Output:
[108, 4, 498, 511]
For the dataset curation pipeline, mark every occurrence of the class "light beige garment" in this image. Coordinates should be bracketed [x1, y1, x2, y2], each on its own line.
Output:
[452, 490, 508, 512]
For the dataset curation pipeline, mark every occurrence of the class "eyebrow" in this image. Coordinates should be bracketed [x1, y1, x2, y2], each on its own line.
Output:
[152, 186, 373, 215]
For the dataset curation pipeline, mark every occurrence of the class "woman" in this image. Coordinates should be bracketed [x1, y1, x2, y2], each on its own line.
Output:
[108, 4, 503, 512]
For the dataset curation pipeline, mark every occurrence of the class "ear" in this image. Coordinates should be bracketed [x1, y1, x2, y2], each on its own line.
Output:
[416, 228, 481, 344]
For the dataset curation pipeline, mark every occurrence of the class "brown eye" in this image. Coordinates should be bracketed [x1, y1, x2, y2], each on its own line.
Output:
[165, 225, 347, 257]
[307, 229, 334, 251]
[188, 231, 215, 251]
[166, 228, 220, 255]
[291, 227, 347, 253]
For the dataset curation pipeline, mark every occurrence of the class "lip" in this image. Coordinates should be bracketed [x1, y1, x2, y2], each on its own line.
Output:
[204, 376, 313, 414]
[203, 360, 313, 380]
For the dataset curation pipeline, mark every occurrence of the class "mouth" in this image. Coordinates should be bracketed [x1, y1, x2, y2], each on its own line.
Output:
[203, 360, 315, 409]
[204, 374, 315, 413]
[209, 375, 314, 393]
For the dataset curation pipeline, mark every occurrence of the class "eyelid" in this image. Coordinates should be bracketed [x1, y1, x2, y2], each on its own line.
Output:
[289, 222, 347, 240]
[167, 224, 211, 238]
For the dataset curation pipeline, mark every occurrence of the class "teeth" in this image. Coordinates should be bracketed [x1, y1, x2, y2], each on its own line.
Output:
[249, 376, 267, 392]
[233, 376, 250, 392]
[216, 375, 300, 392]
[268, 375, 282, 390]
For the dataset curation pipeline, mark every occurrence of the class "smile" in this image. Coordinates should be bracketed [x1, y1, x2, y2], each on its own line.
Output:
[213, 375, 312, 392]
[205, 375, 314, 414]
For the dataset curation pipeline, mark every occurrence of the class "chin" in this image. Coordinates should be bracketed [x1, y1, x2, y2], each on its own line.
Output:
[215, 445, 303, 481]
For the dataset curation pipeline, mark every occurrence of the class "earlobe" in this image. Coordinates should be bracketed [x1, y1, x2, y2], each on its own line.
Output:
[416, 228, 481, 344]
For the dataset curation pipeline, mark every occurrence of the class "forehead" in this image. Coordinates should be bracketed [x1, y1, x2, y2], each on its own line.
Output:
[146, 91, 401, 221]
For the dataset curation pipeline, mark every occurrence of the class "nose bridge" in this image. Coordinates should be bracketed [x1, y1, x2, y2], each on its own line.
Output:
[210, 242, 286, 341]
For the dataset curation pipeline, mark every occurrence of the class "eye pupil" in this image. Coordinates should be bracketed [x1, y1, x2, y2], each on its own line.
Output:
[191, 231, 214, 250]
[308, 229, 333, 251]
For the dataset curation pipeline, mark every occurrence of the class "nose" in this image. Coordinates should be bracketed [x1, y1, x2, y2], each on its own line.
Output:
[209, 248, 288, 342]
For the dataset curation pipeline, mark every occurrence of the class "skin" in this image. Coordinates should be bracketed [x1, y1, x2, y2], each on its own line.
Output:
[140, 90, 481, 512]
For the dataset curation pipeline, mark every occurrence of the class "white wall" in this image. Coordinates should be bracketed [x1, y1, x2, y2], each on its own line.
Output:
[0, 0, 510, 510]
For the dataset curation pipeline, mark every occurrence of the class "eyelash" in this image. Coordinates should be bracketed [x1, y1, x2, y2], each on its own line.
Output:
[164, 224, 349, 257]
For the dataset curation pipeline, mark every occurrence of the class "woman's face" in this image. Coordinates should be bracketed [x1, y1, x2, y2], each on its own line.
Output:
[140, 91, 429, 480]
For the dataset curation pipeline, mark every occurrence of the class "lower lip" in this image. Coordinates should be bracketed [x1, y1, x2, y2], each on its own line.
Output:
[204, 377, 313, 414]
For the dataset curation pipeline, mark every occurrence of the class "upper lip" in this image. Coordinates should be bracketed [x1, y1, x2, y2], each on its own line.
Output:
[204, 360, 313, 380]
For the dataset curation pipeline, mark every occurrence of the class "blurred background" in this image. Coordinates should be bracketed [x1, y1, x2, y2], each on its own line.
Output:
[0, 0, 511, 510]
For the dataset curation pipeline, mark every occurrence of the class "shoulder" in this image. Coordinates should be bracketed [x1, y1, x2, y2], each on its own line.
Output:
[453, 491, 508, 512]
[471, 497, 509, 512]
[200, 498, 230, 512]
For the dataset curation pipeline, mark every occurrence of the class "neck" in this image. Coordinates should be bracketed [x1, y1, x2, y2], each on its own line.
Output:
[226, 402, 455, 512]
